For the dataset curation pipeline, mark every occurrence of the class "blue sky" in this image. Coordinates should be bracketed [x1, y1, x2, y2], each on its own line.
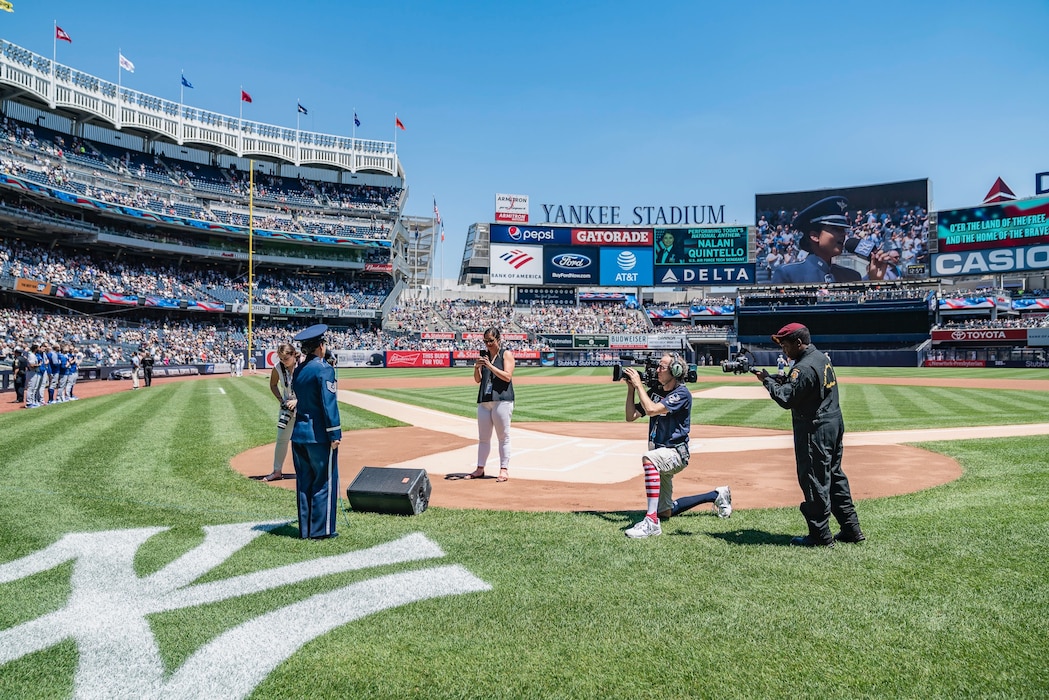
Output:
[3, 1, 1047, 280]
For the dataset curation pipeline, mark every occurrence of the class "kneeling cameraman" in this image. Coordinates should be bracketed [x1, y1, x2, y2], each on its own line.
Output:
[622, 354, 731, 539]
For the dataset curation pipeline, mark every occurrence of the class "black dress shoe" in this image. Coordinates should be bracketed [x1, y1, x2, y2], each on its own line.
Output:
[790, 535, 834, 548]
[834, 530, 866, 543]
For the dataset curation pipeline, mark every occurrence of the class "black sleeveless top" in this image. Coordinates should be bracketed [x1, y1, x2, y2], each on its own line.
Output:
[477, 347, 515, 403]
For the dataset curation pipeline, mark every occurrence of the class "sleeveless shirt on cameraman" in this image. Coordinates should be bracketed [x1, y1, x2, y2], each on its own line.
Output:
[770, 344, 841, 419]
[477, 347, 515, 402]
[640, 383, 692, 447]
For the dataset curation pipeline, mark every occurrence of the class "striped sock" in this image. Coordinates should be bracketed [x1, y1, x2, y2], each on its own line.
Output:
[643, 461, 660, 519]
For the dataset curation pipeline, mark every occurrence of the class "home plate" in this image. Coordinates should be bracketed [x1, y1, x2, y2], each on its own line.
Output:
[693, 386, 770, 399]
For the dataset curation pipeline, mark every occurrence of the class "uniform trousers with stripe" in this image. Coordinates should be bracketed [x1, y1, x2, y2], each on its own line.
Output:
[292, 442, 340, 539]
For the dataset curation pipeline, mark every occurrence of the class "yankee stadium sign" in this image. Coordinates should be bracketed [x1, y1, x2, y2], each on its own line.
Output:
[541, 203, 726, 226]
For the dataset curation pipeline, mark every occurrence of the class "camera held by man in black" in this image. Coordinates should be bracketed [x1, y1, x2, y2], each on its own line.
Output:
[720, 350, 753, 375]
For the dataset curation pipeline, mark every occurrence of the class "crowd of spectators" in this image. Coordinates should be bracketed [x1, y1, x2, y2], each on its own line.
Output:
[0, 117, 399, 244]
[0, 237, 392, 309]
[515, 301, 650, 334]
[933, 316, 1049, 330]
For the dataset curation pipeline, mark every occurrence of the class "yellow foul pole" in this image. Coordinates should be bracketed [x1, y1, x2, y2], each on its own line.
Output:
[248, 161, 254, 363]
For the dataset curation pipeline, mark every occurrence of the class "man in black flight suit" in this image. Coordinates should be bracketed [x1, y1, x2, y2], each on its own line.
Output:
[751, 323, 865, 547]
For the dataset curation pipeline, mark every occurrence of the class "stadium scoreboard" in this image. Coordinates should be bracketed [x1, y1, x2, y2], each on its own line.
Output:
[654, 226, 750, 265]
[489, 223, 756, 286]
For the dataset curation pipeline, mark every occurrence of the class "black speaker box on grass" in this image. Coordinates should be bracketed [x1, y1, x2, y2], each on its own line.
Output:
[347, 466, 431, 515]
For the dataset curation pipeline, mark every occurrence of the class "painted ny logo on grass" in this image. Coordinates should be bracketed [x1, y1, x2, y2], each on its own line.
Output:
[0, 522, 490, 699]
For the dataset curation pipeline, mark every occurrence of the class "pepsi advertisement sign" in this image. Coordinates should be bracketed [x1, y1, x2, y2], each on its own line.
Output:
[544, 247, 600, 284]
[490, 224, 573, 245]
[600, 247, 653, 286]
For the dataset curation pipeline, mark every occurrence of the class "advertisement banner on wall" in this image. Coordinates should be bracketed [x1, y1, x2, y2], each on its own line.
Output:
[654, 264, 756, 286]
[15, 278, 52, 295]
[384, 351, 451, 368]
[572, 228, 654, 246]
[462, 331, 529, 342]
[573, 335, 610, 349]
[930, 329, 1028, 344]
[490, 243, 544, 284]
[599, 247, 653, 286]
[490, 224, 573, 246]
[647, 334, 688, 350]
[609, 334, 649, 349]
[495, 193, 530, 223]
[931, 245, 1049, 276]
[1025, 328, 1049, 347]
[334, 350, 386, 367]
[515, 287, 576, 305]
[543, 247, 600, 285]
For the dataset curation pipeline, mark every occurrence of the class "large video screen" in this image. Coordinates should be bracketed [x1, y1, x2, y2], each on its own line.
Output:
[754, 178, 930, 285]
[931, 195, 1049, 277]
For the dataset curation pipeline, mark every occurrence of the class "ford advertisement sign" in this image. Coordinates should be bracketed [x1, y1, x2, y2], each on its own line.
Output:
[490, 223, 573, 245]
[543, 247, 600, 284]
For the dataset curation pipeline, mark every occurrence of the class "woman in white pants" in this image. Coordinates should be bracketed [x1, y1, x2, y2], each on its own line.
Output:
[263, 344, 300, 482]
[466, 327, 515, 482]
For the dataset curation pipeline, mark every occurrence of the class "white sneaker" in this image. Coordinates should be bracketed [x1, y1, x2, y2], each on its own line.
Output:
[714, 486, 732, 518]
[625, 517, 662, 538]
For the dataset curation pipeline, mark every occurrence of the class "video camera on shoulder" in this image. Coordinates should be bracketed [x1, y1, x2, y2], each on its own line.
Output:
[613, 354, 696, 389]
[720, 348, 755, 375]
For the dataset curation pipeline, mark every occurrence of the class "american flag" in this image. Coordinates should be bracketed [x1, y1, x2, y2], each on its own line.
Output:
[433, 198, 442, 227]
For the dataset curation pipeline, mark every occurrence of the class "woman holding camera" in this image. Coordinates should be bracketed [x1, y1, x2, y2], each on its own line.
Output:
[263, 343, 300, 482]
[466, 327, 515, 482]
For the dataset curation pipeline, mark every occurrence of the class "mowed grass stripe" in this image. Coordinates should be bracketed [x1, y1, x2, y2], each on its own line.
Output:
[367, 381, 1049, 431]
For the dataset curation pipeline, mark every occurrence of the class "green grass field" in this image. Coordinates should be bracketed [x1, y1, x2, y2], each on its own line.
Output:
[0, 368, 1047, 698]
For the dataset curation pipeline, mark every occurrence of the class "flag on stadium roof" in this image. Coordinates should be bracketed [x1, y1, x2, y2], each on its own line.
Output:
[354, 112, 360, 128]
[297, 102, 308, 115]
[119, 53, 134, 73]
[241, 90, 252, 103]
[396, 116, 405, 130]
[55, 26, 72, 42]
[181, 74, 193, 89]
[433, 197, 442, 227]
[1, 2, 15, 13]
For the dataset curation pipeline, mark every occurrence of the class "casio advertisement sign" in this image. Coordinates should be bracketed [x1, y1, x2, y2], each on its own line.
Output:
[599, 247, 653, 286]
[543, 247, 599, 285]
[489, 224, 573, 245]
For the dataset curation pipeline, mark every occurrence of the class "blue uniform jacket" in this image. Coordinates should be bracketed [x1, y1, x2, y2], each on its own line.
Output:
[291, 355, 342, 444]
[771, 254, 860, 284]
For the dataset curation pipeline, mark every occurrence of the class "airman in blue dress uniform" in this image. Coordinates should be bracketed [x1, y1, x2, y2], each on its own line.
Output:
[290, 324, 342, 539]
